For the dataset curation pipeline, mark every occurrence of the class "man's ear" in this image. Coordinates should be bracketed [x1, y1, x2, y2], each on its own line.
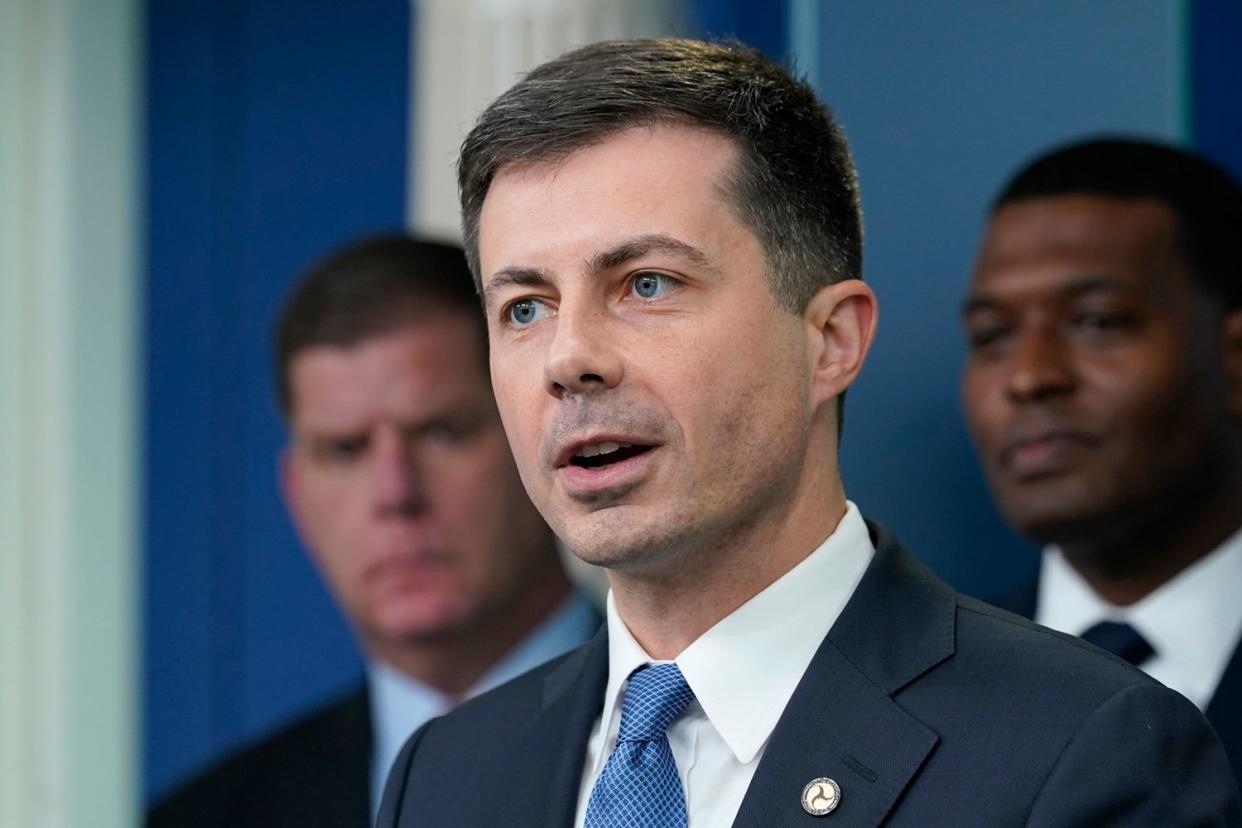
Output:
[803, 279, 878, 409]
[1225, 307, 1242, 417]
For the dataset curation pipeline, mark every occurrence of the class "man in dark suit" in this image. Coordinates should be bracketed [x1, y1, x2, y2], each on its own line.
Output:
[961, 138, 1242, 788]
[148, 236, 600, 826]
[379, 40, 1240, 826]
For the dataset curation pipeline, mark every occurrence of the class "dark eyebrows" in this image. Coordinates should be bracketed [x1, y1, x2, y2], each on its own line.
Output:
[481, 234, 717, 306]
[961, 274, 1138, 317]
[482, 266, 554, 306]
[588, 234, 718, 276]
[960, 294, 999, 318]
[1059, 275, 1137, 300]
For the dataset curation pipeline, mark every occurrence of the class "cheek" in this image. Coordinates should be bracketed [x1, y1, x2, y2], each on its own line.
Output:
[439, 440, 526, 524]
[440, 451, 545, 583]
[294, 474, 351, 541]
[491, 362, 543, 468]
[295, 482, 368, 584]
[1114, 373, 1207, 461]
[1089, 348, 1194, 435]
[687, 329, 803, 449]
[961, 373, 1002, 443]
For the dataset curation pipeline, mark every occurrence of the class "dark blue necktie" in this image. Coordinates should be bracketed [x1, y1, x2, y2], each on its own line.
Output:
[584, 663, 695, 828]
[1079, 620, 1155, 667]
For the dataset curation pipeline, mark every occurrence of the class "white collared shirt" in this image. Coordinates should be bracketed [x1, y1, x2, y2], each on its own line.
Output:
[369, 592, 600, 819]
[573, 502, 875, 828]
[1035, 525, 1242, 709]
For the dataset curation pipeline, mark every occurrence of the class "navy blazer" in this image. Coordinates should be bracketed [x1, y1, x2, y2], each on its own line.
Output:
[378, 523, 1241, 826]
[998, 572, 1242, 794]
[148, 686, 372, 828]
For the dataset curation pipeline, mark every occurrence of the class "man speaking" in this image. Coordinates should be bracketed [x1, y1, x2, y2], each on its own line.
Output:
[378, 39, 1239, 826]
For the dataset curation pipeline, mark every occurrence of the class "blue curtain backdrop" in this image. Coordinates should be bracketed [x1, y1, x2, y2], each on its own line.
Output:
[144, 0, 410, 799]
[144, 0, 1241, 804]
[1191, 0, 1242, 180]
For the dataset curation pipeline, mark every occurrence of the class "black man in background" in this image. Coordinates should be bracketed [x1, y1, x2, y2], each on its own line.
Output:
[962, 138, 1242, 787]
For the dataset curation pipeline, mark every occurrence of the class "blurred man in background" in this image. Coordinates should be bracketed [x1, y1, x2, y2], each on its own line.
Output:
[962, 138, 1242, 783]
[149, 235, 600, 827]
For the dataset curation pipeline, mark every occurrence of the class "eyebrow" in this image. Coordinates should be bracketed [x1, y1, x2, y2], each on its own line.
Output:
[482, 267, 555, 306]
[482, 233, 718, 306]
[588, 233, 718, 276]
[961, 275, 1136, 317]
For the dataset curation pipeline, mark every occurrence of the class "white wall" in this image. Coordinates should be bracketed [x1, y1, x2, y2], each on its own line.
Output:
[0, 0, 141, 825]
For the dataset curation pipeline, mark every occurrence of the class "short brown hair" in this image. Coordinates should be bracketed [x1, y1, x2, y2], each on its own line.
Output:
[458, 38, 863, 313]
[273, 234, 480, 418]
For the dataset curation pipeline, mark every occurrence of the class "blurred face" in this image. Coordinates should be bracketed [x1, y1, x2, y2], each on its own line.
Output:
[477, 124, 817, 572]
[962, 195, 1230, 543]
[282, 315, 557, 653]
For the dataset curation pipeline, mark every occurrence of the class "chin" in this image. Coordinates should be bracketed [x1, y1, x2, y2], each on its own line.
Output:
[1007, 500, 1112, 548]
[562, 517, 693, 574]
[374, 603, 477, 642]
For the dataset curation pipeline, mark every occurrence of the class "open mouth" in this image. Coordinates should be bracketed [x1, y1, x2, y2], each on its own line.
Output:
[570, 441, 655, 469]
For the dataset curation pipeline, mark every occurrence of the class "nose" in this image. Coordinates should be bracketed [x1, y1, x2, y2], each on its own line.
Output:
[371, 427, 429, 517]
[1005, 326, 1076, 403]
[543, 303, 623, 399]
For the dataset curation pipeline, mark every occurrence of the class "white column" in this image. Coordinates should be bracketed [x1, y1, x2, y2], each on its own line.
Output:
[0, 0, 140, 826]
[408, 0, 687, 239]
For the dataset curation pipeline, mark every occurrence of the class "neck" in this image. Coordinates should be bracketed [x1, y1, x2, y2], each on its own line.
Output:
[610, 467, 847, 660]
[1061, 468, 1242, 607]
[366, 564, 572, 697]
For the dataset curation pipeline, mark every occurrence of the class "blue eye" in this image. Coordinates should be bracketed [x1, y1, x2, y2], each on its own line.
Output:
[507, 298, 550, 327]
[632, 272, 672, 299]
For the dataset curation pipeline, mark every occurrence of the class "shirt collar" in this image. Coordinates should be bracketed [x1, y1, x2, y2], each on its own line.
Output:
[1037, 525, 1242, 703]
[368, 591, 600, 815]
[598, 502, 875, 766]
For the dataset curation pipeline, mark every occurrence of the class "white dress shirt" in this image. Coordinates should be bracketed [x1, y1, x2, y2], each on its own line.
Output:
[573, 502, 875, 828]
[1035, 525, 1242, 709]
[368, 591, 600, 819]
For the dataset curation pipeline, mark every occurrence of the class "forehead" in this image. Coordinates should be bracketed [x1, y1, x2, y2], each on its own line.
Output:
[972, 195, 1185, 296]
[288, 316, 488, 428]
[477, 124, 750, 282]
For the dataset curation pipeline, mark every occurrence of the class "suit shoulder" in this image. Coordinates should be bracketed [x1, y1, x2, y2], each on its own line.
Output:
[419, 642, 590, 738]
[147, 687, 369, 827]
[377, 641, 604, 826]
[956, 593, 1157, 689]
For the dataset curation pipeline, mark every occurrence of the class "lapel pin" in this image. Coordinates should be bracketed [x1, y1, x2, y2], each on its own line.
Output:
[801, 777, 841, 816]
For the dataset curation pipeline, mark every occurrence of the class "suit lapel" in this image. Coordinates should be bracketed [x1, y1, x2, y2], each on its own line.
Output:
[1206, 637, 1242, 783]
[506, 628, 610, 828]
[733, 523, 955, 827]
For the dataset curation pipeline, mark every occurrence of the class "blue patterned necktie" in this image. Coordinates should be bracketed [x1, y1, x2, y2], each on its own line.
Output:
[584, 663, 696, 828]
[1079, 620, 1155, 667]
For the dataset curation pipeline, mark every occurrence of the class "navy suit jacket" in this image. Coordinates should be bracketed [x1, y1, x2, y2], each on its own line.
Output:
[148, 686, 372, 828]
[998, 572, 1242, 794]
[378, 522, 1241, 826]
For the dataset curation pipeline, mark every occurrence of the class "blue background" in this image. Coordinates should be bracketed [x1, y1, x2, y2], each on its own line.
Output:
[144, 0, 1242, 802]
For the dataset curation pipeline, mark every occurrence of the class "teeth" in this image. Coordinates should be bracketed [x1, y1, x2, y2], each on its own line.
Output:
[576, 441, 631, 458]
